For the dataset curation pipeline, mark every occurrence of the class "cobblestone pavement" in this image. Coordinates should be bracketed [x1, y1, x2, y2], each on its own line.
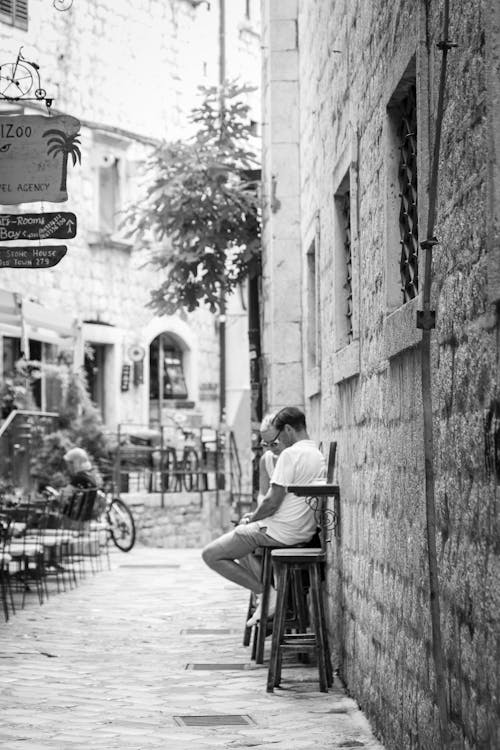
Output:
[0, 546, 385, 750]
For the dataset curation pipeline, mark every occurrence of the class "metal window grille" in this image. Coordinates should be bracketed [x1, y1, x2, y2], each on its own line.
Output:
[0, 0, 28, 29]
[341, 191, 353, 343]
[398, 84, 418, 303]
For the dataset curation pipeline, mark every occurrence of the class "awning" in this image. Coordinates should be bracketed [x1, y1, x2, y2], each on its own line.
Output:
[0, 288, 81, 352]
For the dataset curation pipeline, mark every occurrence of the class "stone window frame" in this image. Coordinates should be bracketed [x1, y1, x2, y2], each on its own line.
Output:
[303, 211, 321, 398]
[331, 141, 360, 385]
[383, 46, 430, 360]
[88, 131, 134, 250]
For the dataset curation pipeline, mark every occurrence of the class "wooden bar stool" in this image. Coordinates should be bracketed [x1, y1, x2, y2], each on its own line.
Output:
[242, 545, 277, 663]
[266, 545, 334, 692]
[266, 442, 340, 692]
[245, 541, 313, 664]
[242, 546, 269, 650]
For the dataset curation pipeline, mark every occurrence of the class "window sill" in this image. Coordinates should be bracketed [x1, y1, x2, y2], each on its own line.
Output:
[88, 230, 133, 251]
[384, 297, 422, 360]
[333, 340, 360, 384]
[305, 365, 320, 398]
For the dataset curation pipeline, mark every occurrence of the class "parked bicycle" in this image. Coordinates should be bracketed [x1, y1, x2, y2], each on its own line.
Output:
[102, 490, 136, 552]
[42, 484, 136, 552]
[160, 430, 200, 492]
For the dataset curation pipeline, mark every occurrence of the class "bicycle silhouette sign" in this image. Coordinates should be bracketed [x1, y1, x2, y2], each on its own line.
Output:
[0, 114, 81, 205]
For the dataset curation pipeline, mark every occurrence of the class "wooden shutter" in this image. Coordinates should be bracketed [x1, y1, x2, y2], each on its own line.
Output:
[0, 0, 28, 29]
[0, 0, 13, 24]
[15, 0, 28, 29]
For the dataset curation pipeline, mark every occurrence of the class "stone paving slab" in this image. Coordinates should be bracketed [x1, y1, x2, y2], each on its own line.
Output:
[0, 546, 385, 749]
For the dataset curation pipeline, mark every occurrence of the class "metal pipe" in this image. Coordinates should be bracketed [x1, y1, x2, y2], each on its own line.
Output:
[218, 0, 226, 425]
[420, 1, 455, 744]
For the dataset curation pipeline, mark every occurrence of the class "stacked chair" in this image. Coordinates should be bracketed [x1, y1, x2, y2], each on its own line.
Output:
[0, 486, 110, 621]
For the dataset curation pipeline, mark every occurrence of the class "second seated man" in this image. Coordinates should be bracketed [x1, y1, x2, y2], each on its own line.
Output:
[201, 406, 326, 625]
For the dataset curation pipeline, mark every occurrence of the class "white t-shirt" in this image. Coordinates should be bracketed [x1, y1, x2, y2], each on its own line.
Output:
[257, 450, 278, 505]
[259, 439, 326, 544]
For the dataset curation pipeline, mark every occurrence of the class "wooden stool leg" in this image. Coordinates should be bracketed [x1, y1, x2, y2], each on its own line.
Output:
[243, 592, 255, 646]
[291, 566, 310, 664]
[292, 566, 308, 633]
[309, 564, 328, 692]
[317, 565, 333, 686]
[251, 623, 258, 660]
[255, 547, 272, 664]
[266, 561, 288, 692]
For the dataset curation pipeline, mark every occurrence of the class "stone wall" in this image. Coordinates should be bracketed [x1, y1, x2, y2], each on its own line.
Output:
[262, 1, 499, 748]
[124, 490, 234, 549]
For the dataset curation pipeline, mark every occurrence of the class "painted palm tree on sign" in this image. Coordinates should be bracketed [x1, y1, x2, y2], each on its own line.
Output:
[43, 128, 82, 191]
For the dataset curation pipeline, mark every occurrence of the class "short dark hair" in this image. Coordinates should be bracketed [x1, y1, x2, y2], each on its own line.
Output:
[272, 407, 307, 431]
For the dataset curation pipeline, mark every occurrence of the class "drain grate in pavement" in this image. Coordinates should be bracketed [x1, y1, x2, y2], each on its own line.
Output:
[185, 663, 253, 670]
[173, 715, 256, 727]
[119, 564, 181, 568]
[181, 628, 235, 635]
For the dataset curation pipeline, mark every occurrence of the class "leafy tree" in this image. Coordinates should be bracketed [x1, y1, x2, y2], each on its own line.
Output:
[124, 81, 261, 314]
[28, 359, 111, 488]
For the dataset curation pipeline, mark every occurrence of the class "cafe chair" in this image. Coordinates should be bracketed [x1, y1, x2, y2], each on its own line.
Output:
[6, 498, 48, 609]
[0, 515, 15, 620]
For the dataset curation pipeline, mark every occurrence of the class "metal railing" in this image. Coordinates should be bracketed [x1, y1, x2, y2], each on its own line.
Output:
[0, 410, 246, 511]
[104, 422, 243, 508]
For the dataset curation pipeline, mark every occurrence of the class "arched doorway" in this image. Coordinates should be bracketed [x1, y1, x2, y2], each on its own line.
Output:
[149, 332, 188, 423]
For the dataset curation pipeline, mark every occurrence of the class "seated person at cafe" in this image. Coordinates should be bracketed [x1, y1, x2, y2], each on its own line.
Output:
[202, 406, 326, 625]
[257, 412, 282, 506]
[60, 447, 101, 522]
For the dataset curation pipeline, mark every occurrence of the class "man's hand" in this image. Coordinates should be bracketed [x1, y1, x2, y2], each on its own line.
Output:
[238, 512, 253, 525]
[251, 483, 286, 522]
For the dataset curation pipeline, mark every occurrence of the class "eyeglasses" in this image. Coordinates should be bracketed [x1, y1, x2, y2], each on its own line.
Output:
[261, 426, 283, 448]
[261, 438, 279, 448]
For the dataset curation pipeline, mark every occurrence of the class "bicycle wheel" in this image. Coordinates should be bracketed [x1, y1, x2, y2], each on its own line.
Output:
[161, 447, 178, 491]
[183, 447, 199, 491]
[107, 498, 136, 552]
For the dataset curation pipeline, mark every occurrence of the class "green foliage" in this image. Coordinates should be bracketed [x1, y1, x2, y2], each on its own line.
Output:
[124, 81, 261, 314]
[28, 361, 111, 488]
[0, 359, 37, 417]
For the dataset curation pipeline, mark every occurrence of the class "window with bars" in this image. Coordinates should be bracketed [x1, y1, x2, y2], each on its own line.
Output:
[333, 172, 353, 350]
[397, 84, 418, 303]
[340, 191, 353, 344]
[0, 0, 28, 30]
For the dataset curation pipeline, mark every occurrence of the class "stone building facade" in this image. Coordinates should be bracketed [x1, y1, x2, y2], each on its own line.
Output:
[0, 0, 261, 485]
[261, 1, 499, 748]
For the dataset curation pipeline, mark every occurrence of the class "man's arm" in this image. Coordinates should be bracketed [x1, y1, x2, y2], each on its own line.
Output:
[250, 483, 286, 522]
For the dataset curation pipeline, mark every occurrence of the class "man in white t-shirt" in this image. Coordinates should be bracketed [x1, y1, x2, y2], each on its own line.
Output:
[201, 407, 326, 624]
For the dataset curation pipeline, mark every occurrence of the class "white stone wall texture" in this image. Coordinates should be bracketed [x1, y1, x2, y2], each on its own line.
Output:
[261, 0, 499, 748]
[0, 0, 260, 450]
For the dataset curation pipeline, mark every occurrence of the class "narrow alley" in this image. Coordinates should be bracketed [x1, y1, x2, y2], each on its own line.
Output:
[0, 547, 384, 750]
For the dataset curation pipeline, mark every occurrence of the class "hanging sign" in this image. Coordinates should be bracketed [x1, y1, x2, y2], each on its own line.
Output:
[121, 364, 131, 392]
[0, 245, 67, 268]
[0, 114, 81, 205]
[0, 212, 77, 241]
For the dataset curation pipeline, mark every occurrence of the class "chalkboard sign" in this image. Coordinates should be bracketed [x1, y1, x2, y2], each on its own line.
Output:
[0, 212, 77, 241]
[0, 245, 67, 268]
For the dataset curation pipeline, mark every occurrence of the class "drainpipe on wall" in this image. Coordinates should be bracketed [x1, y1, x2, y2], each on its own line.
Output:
[218, 0, 226, 426]
[419, 1, 455, 745]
